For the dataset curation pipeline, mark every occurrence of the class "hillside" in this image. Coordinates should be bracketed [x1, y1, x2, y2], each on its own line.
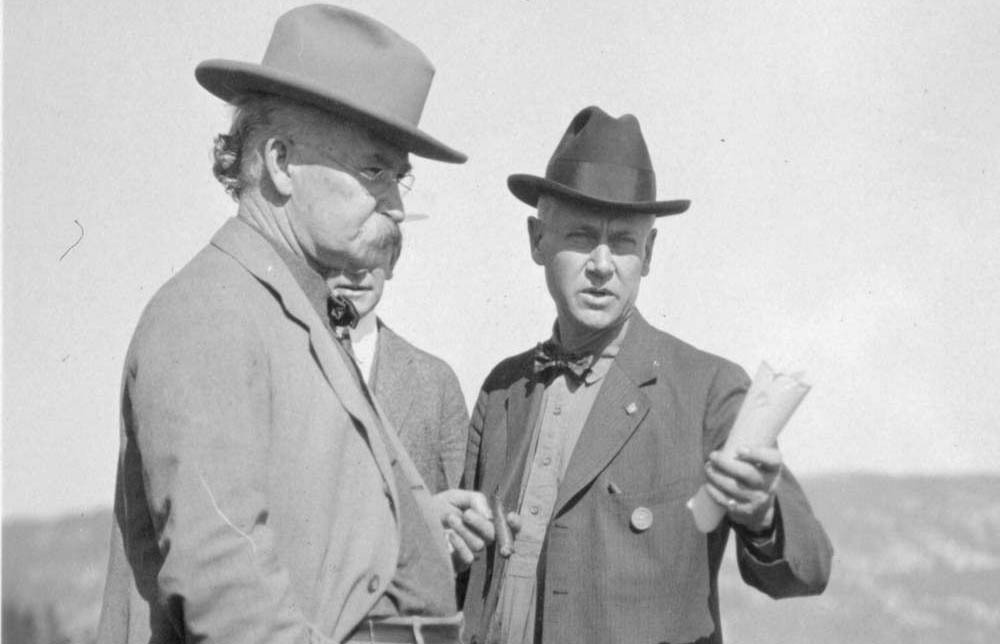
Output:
[3, 474, 998, 643]
[718, 474, 1000, 643]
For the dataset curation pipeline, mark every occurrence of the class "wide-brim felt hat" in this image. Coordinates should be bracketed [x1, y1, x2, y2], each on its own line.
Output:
[508, 106, 689, 215]
[195, 4, 465, 163]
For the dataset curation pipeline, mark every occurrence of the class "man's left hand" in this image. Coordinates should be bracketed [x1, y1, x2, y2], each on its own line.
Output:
[703, 446, 783, 533]
[433, 489, 495, 572]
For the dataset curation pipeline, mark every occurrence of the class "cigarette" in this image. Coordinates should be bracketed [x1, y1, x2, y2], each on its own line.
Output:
[491, 495, 514, 558]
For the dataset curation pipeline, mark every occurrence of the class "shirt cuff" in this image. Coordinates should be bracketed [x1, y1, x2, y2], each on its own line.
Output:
[733, 502, 783, 562]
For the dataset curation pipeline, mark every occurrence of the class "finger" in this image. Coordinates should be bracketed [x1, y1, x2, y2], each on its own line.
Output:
[446, 513, 485, 552]
[708, 452, 767, 489]
[704, 482, 742, 511]
[704, 462, 754, 502]
[462, 508, 496, 542]
[437, 489, 493, 520]
[735, 446, 783, 472]
[461, 491, 493, 520]
[447, 530, 474, 567]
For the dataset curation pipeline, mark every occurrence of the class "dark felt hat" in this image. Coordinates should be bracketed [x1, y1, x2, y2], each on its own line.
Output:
[195, 4, 466, 163]
[508, 106, 689, 215]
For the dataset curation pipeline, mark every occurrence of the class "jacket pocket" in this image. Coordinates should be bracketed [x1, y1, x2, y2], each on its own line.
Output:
[594, 476, 716, 642]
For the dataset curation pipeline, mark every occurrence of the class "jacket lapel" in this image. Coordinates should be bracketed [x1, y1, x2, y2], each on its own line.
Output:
[499, 373, 544, 508]
[554, 314, 661, 513]
[210, 218, 399, 500]
[374, 323, 416, 436]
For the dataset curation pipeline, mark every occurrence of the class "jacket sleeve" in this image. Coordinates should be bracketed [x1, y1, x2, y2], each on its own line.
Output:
[436, 363, 470, 491]
[703, 359, 833, 598]
[124, 298, 335, 643]
[705, 363, 833, 598]
[734, 468, 834, 597]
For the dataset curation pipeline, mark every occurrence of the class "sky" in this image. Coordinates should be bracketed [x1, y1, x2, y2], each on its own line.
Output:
[3, 0, 999, 519]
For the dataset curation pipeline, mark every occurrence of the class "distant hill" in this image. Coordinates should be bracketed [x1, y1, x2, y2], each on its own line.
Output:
[3, 509, 110, 644]
[718, 473, 1000, 644]
[3, 474, 998, 644]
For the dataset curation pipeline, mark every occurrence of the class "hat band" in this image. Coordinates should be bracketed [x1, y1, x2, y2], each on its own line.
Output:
[546, 160, 656, 203]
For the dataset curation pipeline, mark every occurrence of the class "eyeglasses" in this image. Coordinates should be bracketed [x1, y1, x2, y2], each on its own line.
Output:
[292, 140, 415, 195]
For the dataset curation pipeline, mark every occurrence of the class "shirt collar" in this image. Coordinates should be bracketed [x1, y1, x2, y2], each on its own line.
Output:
[549, 317, 631, 386]
[351, 310, 378, 341]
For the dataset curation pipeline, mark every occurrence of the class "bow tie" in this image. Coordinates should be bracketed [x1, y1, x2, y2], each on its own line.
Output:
[327, 294, 359, 329]
[533, 340, 592, 381]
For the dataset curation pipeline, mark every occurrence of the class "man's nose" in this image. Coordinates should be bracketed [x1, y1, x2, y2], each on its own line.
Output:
[378, 185, 406, 223]
[586, 244, 613, 278]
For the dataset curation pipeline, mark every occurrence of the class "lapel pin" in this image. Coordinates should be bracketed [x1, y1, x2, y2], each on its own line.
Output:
[625, 402, 638, 415]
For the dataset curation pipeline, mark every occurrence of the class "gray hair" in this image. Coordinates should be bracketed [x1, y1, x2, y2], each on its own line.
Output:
[211, 94, 328, 199]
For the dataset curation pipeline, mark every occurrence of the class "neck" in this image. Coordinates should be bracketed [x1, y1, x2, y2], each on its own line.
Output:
[237, 192, 310, 267]
[556, 313, 630, 354]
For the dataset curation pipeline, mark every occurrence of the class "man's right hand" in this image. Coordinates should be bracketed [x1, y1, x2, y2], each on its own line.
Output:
[433, 489, 495, 571]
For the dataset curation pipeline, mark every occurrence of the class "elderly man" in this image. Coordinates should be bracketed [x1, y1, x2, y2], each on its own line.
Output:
[98, 6, 492, 644]
[460, 106, 833, 644]
[329, 228, 469, 493]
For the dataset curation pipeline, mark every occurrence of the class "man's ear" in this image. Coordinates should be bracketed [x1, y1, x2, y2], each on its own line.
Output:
[640, 226, 657, 276]
[263, 136, 294, 197]
[527, 216, 545, 266]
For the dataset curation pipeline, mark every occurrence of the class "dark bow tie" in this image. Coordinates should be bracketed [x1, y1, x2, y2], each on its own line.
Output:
[533, 340, 592, 381]
[327, 294, 359, 329]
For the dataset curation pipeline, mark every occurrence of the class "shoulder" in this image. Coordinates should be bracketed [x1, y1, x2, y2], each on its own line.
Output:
[630, 315, 749, 388]
[129, 244, 263, 365]
[378, 322, 460, 382]
[479, 347, 536, 394]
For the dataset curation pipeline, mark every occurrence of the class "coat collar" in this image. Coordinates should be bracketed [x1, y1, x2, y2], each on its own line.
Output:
[497, 312, 663, 511]
[373, 321, 417, 435]
[210, 218, 399, 498]
[553, 311, 662, 513]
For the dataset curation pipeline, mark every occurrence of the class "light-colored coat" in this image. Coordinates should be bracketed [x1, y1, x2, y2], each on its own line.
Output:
[98, 217, 452, 644]
[461, 313, 832, 644]
[372, 323, 469, 493]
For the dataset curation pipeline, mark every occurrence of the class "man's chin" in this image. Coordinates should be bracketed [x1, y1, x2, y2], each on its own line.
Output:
[561, 310, 621, 335]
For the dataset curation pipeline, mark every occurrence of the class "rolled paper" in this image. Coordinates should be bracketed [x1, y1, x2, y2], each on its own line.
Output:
[687, 361, 811, 533]
[491, 494, 514, 557]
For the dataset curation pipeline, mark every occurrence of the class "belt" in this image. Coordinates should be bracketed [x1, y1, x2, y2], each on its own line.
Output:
[344, 614, 464, 644]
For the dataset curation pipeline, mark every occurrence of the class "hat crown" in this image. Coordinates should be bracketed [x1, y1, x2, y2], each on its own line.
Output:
[548, 107, 654, 172]
[543, 106, 656, 204]
[261, 5, 433, 126]
[195, 4, 465, 162]
[506, 106, 689, 216]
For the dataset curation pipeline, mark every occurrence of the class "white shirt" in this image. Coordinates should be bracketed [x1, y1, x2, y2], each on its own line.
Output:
[348, 311, 379, 384]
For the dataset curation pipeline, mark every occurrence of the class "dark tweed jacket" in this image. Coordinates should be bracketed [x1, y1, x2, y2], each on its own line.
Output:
[372, 322, 469, 493]
[460, 312, 832, 644]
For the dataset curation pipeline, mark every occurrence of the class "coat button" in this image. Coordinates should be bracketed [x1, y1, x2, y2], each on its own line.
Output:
[367, 574, 380, 593]
[630, 507, 653, 532]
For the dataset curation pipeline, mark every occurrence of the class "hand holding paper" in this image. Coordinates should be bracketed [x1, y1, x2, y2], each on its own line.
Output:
[686, 361, 811, 533]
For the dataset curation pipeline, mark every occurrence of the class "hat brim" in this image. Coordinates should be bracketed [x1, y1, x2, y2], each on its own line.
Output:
[196, 59, 466, 164]
[507, 174, 689, 216]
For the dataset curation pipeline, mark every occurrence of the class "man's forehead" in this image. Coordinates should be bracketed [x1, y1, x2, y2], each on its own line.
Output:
[312, 115, 411, 170]
[542, 200, 655, 230]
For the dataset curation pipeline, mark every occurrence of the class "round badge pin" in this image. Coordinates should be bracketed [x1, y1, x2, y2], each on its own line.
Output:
[630, 506, 653, 532]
